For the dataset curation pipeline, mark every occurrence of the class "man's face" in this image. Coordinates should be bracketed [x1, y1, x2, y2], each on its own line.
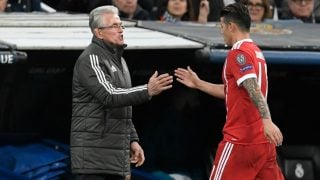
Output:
[288, 0, 314, 18]
[96, 14, 125, 46]
[113, 0, 137, 14]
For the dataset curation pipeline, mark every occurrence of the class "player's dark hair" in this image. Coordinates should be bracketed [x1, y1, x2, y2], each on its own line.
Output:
[220, 0, 251, 32]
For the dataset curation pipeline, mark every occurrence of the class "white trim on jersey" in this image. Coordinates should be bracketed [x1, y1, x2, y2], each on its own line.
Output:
[223, 58, 229, 116]
[232, 39, 253, 50]
[236, 73, 257, 86]
[265, 63, 268, 99]
[258, 62, 262, 87]
[255, 51, 265, 60]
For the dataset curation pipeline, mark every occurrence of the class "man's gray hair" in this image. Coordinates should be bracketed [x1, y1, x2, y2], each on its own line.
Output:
[89, 5, 119, 33]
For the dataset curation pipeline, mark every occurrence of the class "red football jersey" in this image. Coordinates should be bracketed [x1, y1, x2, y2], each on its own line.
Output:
[222, 39, 269, 144]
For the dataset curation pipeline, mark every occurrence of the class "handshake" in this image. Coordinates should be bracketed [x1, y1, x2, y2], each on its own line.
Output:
[147, 66, 199, 96]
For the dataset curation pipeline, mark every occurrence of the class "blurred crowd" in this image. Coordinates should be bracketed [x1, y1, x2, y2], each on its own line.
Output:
[0, 0, 41, 12]
[0, 0, 319, 23]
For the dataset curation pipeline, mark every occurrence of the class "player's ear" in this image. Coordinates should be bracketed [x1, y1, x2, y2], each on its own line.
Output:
[229, 22, 237, 32]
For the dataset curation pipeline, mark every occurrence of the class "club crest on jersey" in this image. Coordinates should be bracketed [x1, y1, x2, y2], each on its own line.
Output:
[236, 54, 246, 65]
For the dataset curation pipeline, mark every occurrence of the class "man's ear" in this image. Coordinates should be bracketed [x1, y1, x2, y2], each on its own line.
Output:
[229, 22, 237, 32]
[94, 28, 103, 39]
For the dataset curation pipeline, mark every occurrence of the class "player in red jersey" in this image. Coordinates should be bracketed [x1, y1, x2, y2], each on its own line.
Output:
[174, 1, 284, 179]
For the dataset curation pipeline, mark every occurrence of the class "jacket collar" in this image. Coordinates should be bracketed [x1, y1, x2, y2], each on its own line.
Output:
[92, 36, 127, 57]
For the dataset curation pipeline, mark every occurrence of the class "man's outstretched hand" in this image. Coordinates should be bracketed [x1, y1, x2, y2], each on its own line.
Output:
[147, 71, 173, 96]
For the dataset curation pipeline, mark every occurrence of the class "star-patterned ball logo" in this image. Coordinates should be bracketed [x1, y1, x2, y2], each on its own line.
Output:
[236, 54, 246, 65]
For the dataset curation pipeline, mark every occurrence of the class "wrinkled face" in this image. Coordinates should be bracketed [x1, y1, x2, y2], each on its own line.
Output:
[220, 17, 233, 46]
[288, 0, 314, 18]
[96, 14, 124, 46]
[113, 0, 137, 15]
[248, 0, 265, 22]
[167, 0, 187, 19]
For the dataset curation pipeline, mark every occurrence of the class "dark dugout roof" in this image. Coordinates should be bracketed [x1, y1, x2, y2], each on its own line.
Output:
[139, 20, 320, 51]
[138, 20, 320, 65]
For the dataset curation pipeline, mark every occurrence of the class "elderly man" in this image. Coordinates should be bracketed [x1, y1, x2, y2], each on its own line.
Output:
[280, 0, 320, 23]
[71, 5, 172, 180]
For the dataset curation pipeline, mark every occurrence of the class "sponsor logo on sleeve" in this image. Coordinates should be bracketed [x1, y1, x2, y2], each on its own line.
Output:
[240, 65, 253, 73]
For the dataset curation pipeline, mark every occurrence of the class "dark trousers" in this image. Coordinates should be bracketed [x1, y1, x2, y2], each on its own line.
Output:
[75, 174, 129, 180]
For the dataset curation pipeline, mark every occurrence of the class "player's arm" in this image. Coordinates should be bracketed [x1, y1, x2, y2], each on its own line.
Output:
[242, 78, 283, 146]
[195, 79, 225, 99]
[242, 78, 270, 119]
[175, 66, 225, 99]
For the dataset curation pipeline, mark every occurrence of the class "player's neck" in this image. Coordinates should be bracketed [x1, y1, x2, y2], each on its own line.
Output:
[233, 32, 250, 45]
